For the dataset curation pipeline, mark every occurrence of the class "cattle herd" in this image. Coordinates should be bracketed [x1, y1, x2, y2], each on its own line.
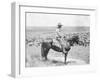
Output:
[26, 31, 90, 47]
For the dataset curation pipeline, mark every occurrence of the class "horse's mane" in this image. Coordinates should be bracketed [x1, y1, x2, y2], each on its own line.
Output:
[67, 35, 79, 46]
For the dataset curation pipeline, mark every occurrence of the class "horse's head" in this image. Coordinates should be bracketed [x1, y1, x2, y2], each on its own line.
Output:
[67, 35, 79, 46]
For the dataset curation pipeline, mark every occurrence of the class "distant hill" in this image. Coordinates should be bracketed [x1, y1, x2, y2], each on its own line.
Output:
[26, 26, 90, 33]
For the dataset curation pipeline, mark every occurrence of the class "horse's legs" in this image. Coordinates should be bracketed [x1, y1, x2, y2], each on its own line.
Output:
[64, 52, 68, 64]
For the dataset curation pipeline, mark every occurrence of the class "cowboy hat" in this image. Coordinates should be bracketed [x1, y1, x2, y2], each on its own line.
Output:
[57, 23, 63, 28]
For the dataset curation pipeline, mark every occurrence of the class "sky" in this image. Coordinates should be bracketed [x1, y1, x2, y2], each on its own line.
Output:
[26, 13, 90, 27]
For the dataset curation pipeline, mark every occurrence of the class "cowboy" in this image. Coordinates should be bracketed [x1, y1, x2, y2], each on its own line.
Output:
[56, 23, 63, 39]
[53, 23, 66, 51]
[53, 23, 62, 43]
[55, 23, 64, 42]
[56, 23, 68, 53]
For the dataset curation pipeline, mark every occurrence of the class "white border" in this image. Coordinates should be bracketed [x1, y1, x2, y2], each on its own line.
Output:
[11, 2, 96, 78]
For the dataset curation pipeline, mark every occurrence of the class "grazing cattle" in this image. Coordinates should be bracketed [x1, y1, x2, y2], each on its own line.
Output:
[41, 35, 79, 64]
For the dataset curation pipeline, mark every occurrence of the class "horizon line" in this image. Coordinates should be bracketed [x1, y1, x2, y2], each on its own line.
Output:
[26, 26, 90, 28]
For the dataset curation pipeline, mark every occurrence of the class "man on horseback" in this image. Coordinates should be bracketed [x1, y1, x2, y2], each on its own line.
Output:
[53, 23, 67, 53]
[41, 23, 79, 63]
[56, 23, 63, 39]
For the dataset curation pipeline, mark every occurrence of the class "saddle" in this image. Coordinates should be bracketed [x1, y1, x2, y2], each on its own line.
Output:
[52, 36, 62, 48]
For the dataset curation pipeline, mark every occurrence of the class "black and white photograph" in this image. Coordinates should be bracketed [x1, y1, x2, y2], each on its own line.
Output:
[25, 12, 90, 67]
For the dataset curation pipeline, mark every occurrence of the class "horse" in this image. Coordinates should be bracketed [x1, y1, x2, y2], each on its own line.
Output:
[41, 35, 79, 64]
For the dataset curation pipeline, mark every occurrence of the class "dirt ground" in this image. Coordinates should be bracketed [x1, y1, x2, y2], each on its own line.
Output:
[25, 44, 89, 67]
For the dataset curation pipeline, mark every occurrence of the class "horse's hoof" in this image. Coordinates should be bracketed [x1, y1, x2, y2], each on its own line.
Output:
[64, 62, 67, 64]
[41, 57, 48, 61]
[45, 58, 48, 61]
